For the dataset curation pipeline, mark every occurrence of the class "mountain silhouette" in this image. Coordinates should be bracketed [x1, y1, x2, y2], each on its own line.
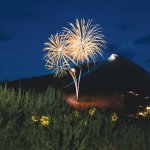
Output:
[64, 54, 150, 95]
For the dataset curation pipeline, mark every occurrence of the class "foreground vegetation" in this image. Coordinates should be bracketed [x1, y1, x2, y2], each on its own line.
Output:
[0, 86, 149, 150]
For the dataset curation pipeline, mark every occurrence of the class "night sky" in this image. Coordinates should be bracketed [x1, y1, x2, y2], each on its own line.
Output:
[0, 0, 150, 81]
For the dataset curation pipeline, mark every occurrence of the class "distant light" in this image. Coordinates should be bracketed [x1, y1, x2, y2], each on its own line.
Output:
[128, 91, 134, 94]
[145, 96, 150, 99]
[135, 93, 139, 96]
[108, 54, 118, 61]
[138, 112, 147, 117]
[146, 106, 150, 110]
[137, 106, 150, 117]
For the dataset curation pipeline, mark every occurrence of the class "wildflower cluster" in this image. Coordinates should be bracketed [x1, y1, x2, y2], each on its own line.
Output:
[74, 110, 80, 118]
[31, 115, 49, 126]
[89, 108, 96, 116]
[31, 116, 38, 122]
[111, 113, 118, 122]
[40, 116, 49, 126]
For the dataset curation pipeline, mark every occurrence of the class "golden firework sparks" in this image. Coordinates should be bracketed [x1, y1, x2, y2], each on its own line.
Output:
[43, 19, 106, 100]
[43, 32, 80, 98]
[44, 33, 73, 77]
[64, 18, 106, 63]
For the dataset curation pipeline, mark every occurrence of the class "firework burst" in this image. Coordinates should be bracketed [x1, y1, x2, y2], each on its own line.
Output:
[44, 33, 73, 77]
[63, 18, 106, 63]
[43, 19, 106, 99]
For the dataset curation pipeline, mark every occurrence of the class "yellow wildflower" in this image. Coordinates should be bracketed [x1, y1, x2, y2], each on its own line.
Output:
[84, 121, 88, 126]
[40, 116, 49, 126]
[74, 110, 80, 118]
[89, 108, 96, 116]
[111, 113, 118, 122]
[31, 116, 38, 122]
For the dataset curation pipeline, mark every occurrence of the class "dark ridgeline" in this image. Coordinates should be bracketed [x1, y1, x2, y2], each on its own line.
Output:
[64, 55, 150, 95]
[0, 74, 64, 92]
[0, 63, 95, 92]
[0, 55, 150, 114]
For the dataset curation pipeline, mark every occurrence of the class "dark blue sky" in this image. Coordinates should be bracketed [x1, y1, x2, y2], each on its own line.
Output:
[0, 0, 150, 81]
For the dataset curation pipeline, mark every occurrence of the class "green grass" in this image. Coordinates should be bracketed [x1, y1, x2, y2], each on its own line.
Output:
[0, 86, 149, 150]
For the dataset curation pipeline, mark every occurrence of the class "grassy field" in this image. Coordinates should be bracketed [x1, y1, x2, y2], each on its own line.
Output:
[0, 86, 149, 150]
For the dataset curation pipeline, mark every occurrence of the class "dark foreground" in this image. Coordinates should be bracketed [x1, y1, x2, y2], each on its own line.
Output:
[0, 86, 149, 150]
